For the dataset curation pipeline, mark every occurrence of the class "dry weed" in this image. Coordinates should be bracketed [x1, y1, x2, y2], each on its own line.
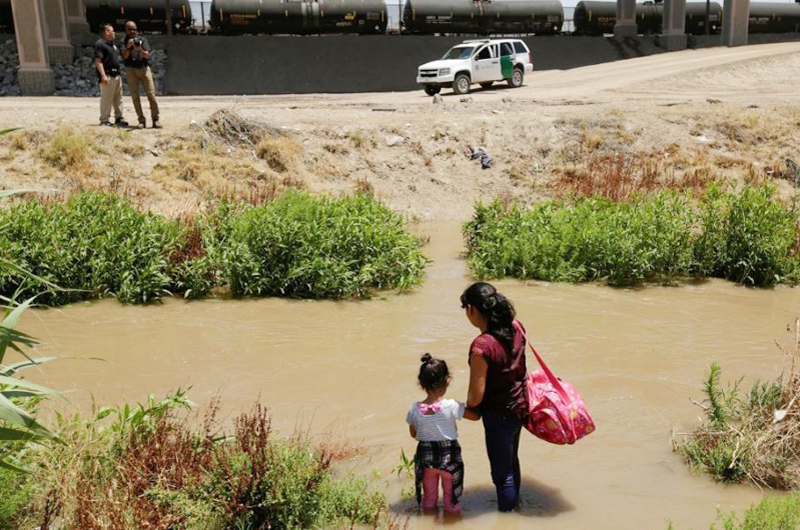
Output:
[200, 108, 284, 149]
[554, 152, 717, 201]
[354, 177, 374, 196]
[256, 136, 301, 173]
[39, 125, 96, 172]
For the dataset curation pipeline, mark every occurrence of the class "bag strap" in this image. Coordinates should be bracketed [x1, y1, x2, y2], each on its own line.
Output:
[517, 324, 572, 405]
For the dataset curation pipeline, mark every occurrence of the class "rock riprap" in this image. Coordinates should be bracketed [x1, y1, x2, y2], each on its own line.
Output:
[0, 36, 166, 97]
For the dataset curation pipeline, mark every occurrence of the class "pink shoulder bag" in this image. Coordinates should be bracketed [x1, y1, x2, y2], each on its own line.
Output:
[518, 327, 595, 445]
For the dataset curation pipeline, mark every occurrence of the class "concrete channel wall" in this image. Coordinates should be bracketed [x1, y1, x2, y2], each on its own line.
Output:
[155, 33, 800, 95]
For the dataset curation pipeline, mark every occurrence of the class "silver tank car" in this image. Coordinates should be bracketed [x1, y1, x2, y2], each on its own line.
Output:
[84, 0, 193, 33]
[402, 0, 563, 35]
[748, 2, 800, 33]
[210, 0, 388, 34]
[573, 1, 722, 35]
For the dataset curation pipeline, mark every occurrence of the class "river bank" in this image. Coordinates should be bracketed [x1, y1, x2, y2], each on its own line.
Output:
[1, 42, 800, 221]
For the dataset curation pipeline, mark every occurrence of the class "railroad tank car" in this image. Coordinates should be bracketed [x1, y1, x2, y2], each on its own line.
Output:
[210, 0, 388, 35]
[747, 2, 800, 33]
[84, 0, 193, 33]
[0, 0, 12, 33]
[573, 0, 722, 35]
[402, 0, 563, 35]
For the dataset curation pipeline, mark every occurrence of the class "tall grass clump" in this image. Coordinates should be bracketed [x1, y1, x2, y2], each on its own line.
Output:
[0, 193, 190, 304]
[674, 320, 800, 489]
[464, 191, 696, 285]
[695, 185, 799, 286]
[222, 190, 429, 298]
[13, 392, 386, 529]
[39, 125, 96, 171]
[464, 184, 800, 287]
[711, 493, 800, 530]
[0, 191, 428, 304]
[0, 467, 35, 529]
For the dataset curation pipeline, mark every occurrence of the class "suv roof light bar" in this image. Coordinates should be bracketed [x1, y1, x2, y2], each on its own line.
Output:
[462, 39, 491, 43]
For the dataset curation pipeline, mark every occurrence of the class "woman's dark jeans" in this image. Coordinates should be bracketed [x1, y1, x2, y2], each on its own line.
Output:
[482, 409, 522, 511]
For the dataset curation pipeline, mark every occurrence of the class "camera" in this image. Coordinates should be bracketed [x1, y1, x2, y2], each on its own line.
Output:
[132, 37, 143, 48]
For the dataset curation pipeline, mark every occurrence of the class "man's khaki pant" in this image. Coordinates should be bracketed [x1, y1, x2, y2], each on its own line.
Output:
[99, 75, 123, 124]
[126, 66, 159, 124]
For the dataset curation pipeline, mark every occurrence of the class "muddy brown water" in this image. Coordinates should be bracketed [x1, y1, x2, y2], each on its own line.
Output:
[19, 222, 800, 529]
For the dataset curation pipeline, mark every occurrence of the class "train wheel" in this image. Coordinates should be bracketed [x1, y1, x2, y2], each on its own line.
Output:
[424, 85, 441, 96]
[480, 82, 494, 90]
[453, 74, 471, 95]
[508, 68, 524, 88]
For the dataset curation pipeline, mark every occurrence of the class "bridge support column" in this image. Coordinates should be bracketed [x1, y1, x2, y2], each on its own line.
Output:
[10, 0, 56, 95]
[42, 0, 74, 64]
[64, 0, 91, 42]
[614, 0, 637, 38]
[721, 0, 749, 46]
[659, 0, 687, 50]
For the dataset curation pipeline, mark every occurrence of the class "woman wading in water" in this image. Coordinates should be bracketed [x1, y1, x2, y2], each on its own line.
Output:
[461, 282, 528, 512]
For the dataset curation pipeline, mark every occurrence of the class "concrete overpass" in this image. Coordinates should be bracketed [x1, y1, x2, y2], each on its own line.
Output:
[9, 0, 88, 94]
[615, 0, 750, 48]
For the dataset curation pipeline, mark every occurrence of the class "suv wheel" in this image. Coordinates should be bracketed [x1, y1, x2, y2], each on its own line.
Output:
[452, 73, 471, 95]
[509, 67, 524, 88]
[424, 84, 441, 96]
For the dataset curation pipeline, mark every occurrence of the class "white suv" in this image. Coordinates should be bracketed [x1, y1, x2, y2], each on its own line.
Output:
[416, 39, 534, 96]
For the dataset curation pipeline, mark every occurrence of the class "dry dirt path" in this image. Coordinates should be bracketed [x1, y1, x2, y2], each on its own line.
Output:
[2, 41, 799, 122]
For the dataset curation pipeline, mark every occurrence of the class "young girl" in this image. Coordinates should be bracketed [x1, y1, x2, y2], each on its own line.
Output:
[406, 353, 479, 514]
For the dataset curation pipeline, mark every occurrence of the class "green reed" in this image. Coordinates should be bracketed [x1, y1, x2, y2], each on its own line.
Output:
[0, 191, 429, 305]
[0, 193, 184, 304]
[221, 190, 429, 299]
[463, 184, 800, 287]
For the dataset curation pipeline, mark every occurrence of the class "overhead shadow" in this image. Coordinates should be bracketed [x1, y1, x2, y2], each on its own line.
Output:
[390, 476, 574, 524]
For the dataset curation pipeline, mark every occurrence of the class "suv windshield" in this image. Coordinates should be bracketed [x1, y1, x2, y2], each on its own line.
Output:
[441, 46, 475, 60]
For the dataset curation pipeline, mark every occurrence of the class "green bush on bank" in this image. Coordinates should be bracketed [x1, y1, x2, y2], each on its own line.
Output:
[463, 185, 800, 287]
[712, 494, 800, 530]
[0, 193, 185, 304]
[0, 191, 428, 305]
[7, 392, 386, 529]
[222, 191, 429, 298]
[0, 467, 34, 530]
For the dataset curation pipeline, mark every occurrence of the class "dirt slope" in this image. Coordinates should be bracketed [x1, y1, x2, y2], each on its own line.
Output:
[1, 41, 799, 220]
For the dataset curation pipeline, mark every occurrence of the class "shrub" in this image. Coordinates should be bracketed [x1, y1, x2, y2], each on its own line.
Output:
[712, 494, 800, 530]
[715, 186, 799, 286]
[463, 185, 800, 287]
[39, 125, 95, 170]
[222, 190, 429, 298]
[675, 321, 800, 489]
[19, 393, 386, 529]
[0, 193, 185, 304]
[0, 191, 428, 304]
[0, 468, 35, 530]
[464, 191, 696, 285]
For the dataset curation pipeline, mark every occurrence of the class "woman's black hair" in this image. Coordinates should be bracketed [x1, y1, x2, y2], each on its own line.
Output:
[460, 282, 516, 353]
[418, 353, 450, 391]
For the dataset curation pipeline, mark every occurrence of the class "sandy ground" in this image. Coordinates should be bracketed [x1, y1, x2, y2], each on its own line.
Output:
[1, 41, 799, 220]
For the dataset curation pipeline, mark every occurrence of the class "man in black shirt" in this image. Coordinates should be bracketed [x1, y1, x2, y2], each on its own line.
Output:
[122, 21, 161, 129]
[94, 24, 128, 127]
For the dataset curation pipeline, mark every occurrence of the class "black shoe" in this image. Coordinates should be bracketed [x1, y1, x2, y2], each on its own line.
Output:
[152, 119, 161, 129]
[115, 118, 129, 127]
